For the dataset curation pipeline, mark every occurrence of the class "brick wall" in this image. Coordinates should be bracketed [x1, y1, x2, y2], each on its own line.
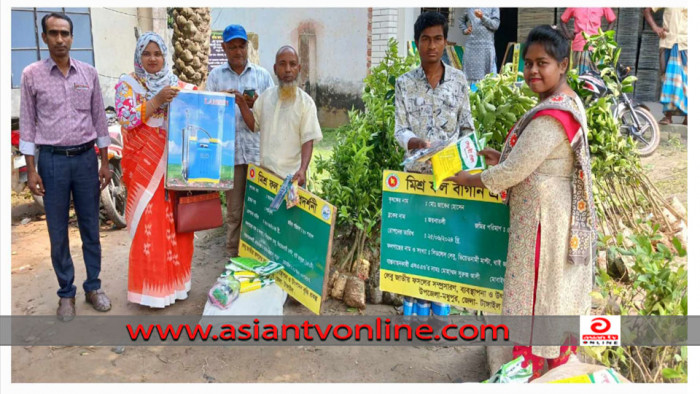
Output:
[371, 8, 399, 67]
[367, 8, 372, 73]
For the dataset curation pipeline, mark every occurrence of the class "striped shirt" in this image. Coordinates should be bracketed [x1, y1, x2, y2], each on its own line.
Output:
[206, 61, 275, 165]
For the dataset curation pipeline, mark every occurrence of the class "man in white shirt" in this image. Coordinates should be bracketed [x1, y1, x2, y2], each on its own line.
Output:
[239, 45, 323, 186]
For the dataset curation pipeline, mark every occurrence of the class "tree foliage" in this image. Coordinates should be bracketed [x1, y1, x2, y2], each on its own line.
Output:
[313, 39, 419, 271]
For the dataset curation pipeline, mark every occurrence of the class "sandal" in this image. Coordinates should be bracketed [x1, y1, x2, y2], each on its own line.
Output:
[86, 289, 112, 312]
[659, 117, 672, 125]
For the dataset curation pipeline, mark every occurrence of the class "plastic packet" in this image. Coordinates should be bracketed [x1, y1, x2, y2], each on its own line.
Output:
[207, 275, 241, 309]
[286, 180, 299, 209]
[400, 139, 453, 167]
[431, 133, 486, 189]
[220, 268, 258, 281]
[269, 174, 293, 211]
[227, 257, 284, 276]
[483, 355, 533, 383]
[550, 368, 622, 384]
[233, 270, 258, 280]
[240, 277, 275, 293]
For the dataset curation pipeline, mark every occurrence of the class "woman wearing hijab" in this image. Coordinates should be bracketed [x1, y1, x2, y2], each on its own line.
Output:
[115, 32, 197, 308]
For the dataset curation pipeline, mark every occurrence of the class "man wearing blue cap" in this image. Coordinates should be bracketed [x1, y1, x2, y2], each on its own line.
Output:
[206, 24, 275, 257]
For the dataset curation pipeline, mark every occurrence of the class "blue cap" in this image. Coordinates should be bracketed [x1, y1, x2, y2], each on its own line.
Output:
[223, 24, 247, 43]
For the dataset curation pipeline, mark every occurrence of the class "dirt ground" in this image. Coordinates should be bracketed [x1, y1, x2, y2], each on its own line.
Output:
[9, 197, 487, 383]
[640, 130, 688, 208]
[9, 130, 686, 383]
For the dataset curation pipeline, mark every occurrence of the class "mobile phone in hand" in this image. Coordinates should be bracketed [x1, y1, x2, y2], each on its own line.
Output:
[244, 89, 256, 98]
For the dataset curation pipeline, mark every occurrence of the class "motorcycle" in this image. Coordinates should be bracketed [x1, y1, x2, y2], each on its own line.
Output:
[10, 108, 127, 229]
[99, 108, 127, 229]
[11, 124, 44, 209]
[578, 63, 661, 157]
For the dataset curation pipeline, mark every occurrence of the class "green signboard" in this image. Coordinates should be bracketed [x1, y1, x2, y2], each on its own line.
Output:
[239, 164, 337, 314]
[380, 170, 509, 313]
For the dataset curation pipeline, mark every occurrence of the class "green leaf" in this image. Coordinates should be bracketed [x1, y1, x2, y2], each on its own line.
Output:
[671, 237, 687, 257]
[662, 368, 682, 380]
[590, 291, 605, 301]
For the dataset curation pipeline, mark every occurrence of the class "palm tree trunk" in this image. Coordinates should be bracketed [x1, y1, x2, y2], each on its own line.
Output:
[171, 7, 211, 87]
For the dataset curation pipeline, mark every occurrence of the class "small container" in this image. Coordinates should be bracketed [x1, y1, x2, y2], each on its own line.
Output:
[403, 296, 415, 316]
[416, 299, 431, 316]
[431, 302, 451, 316]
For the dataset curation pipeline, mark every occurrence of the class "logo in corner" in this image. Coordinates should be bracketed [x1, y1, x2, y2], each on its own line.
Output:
[249, 168, 256, 180]
[590, 317, 611, 333]
[386, 173, 400, 190]
[322, 205, 331, 221]
[580, 316, 620, 346]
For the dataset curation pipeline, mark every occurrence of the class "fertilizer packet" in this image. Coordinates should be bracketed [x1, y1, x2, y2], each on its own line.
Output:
[483, 355, 533, 383]
[269, 174, 294, 211]
[227, 257, 284, 276]
[549, 368, 622, 384]
[286, 180, 299, 209]
[431, 132, 486, 189]
[240, 277, 275, 293]
[207, 275, 241, 309]
[232, 270, 258, 280]
[399, 139, 452, 167]
[221, 268, 258, 281]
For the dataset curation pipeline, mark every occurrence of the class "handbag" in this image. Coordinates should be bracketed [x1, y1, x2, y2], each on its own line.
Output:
[174, 191, 223, 233]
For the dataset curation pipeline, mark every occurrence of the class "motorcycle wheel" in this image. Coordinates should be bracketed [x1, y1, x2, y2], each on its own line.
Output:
[100, 161, 127, 229]
[619, 107, 660, 157]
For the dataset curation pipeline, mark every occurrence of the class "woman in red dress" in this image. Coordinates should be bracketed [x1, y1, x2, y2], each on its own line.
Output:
[115, 32, 196, 308]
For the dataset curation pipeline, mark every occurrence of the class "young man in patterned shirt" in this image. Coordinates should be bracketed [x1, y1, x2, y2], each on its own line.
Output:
[393, 12, 475, 316]
[394, 11, 474, 174]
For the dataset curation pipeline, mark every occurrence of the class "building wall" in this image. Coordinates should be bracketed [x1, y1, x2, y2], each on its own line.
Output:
[210, 8, 368, 127]
[91, 8, 149, 108]
[397, 8, 420, 57]
[370, 8, 398, 67]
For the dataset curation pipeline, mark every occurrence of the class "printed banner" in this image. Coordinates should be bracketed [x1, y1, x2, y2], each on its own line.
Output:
[239, 164, 336, 314]
[380, 170, 509, 313]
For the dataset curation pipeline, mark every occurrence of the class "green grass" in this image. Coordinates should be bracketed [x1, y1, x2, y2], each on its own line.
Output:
[318, 127, 342, 151]
[308, 127, 343, 189]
